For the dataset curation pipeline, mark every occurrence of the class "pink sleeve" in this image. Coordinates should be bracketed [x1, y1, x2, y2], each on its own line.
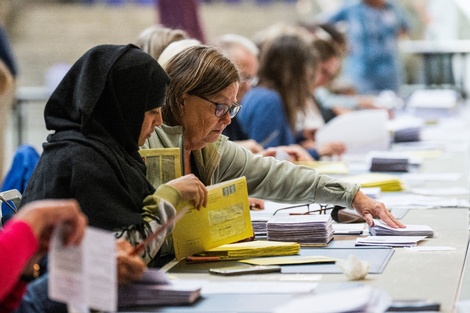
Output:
[0, 220, 39, 302]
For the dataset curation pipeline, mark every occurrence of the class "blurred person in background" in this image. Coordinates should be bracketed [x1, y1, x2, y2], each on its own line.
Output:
[238, 34, 345, 160]
[323, 0, 410, 94]
[135, 24, 189, 61]
[0, 24, 17, 180]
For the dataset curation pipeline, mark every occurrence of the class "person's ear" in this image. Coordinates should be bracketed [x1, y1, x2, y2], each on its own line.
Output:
[180, 93, 190, 107]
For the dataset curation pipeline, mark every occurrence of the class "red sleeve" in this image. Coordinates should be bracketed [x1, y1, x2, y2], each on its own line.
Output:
[0, 281, 27, 313]
[0, 220, 38, 303]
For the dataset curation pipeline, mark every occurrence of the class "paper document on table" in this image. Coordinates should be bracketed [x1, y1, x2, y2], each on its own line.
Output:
[294, 161, 349, 174]
[139, 148, 182, 188]
[273, 286, 391, 313]
[369, 220, 434, 237]
[118, 269, 204, 307]
[197, 240, 300, 259]
[340, 173, 403, 192]
[315, 109, 390, 154]
[409, 187, 469, 197]
[172, 176, 253, 259]
[49, 226, 117, 312]
[201, 280, 318, 295]
[356, 235, 427, 247]
[381, 194, 470, 209]
[239, 255, 336, 266]
[333, 223, 365, 235]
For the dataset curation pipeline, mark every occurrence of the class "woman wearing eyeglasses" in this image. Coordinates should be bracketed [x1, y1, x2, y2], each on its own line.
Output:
[142, 45, 404, 255]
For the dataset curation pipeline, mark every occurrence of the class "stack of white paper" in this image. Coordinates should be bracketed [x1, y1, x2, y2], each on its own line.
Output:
[407, 89, 459, 120]
[250, 211, 273, 237]
[273, 286, 391, 313]
[369, 220, 434, 237]
[118, 269, 205, 307]
[355, 235, 427, 247]
[266, 215, 334, 245]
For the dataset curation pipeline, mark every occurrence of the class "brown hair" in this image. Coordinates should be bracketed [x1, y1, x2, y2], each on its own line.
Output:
[162, 45, 241, 126]
[311, 39, 341, 62]
[257, 34, 316, 130]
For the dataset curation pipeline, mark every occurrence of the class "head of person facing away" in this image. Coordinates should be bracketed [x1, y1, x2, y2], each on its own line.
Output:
[211, 34, 259, 102]
[311, 39, 342, 89]
[22, 44, 169, 233]
[257, 34, 316, 131]
[135, 24, 189, 61]
[161, 45, 241, 151]
[45, 44, 169, 158]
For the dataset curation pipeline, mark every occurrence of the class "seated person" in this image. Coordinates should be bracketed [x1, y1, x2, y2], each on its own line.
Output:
[238, 34, 344, 160]
[142, 44, 404, 248]
[20, 44, 207, 267]
[0, 199, 145, 313]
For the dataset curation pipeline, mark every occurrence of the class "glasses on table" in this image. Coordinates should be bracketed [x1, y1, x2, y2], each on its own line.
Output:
[272, 203, 335, 216]
[194, 95, 241, 118]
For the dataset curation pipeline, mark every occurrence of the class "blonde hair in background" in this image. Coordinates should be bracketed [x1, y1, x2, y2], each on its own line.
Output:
[135, 24, 189, 60]
[0, 59, 15, 179]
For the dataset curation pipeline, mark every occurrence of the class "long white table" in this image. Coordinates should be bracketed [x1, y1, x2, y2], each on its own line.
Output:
[120, 105, 470, 313]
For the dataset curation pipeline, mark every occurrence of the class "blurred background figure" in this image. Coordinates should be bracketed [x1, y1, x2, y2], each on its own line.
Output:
[211, 33, 264, 154]
[238, 33, 345, 160]
[135, 24, 189, 61]
[323, 0, 410, 94]
[0, 23, 17, 180]
[157, 0, 207, 43]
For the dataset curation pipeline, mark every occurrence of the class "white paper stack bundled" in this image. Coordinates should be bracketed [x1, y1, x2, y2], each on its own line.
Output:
[407, 89, 459, 120]
[250, 211, 273, 238]
[118, 269, 204, 307]
[369, 220, 434, 237]
[266, 215, 334, 245]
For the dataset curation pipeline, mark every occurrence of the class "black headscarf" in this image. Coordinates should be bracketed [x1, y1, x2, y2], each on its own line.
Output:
[21, 44, 170, 230]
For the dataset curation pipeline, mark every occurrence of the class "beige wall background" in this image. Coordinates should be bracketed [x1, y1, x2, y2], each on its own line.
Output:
[5, 1, 304, 87]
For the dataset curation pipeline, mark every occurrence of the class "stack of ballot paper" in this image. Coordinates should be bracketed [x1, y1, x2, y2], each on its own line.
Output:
[407, 89, 459, 120]
[266, 215, 334, 245]
[250, 211, 273, 237]
[355, 236, 427, 247]
[273, 285, 391, 313]
[118, 269, 204, 307]
[369, 157, 409, 173]
[369, 220, 434, 237]
[341, 173, 403, 192]
[197, 240, 300, 259]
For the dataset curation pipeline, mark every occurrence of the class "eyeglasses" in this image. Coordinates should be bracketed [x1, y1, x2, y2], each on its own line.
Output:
[194, 95, 241, 118]
[272, 203, 335, 216]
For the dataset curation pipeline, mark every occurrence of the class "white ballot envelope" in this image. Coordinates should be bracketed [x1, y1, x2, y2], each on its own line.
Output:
[315, 110, 390, 154]
[49, 226, 117, 312]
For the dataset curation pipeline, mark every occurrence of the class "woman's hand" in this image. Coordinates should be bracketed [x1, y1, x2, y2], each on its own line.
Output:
[249, 198, 264, 210]
[317, 141, 346, 158]
[116, 239, 146, 285]
[351, 190, 405, 228]
[14, 199, 87, 252]
[260, 145, 314, 162]
[167, 174, 208, 210]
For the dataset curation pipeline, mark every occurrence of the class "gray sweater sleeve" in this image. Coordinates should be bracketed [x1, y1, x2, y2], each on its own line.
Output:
[214, 140, 360, 208]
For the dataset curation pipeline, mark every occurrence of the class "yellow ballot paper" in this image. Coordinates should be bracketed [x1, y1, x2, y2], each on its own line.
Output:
[295, 161, 349, 175]
[239, 255, 336, 266]
[139, 148, 182, 188]
[199, 240, 300, 259]
[172, 177, 253, 259]
[341, 173, 403, 192]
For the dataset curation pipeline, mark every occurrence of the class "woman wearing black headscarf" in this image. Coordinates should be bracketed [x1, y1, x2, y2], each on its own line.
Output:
[20, 44, 207, 264]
